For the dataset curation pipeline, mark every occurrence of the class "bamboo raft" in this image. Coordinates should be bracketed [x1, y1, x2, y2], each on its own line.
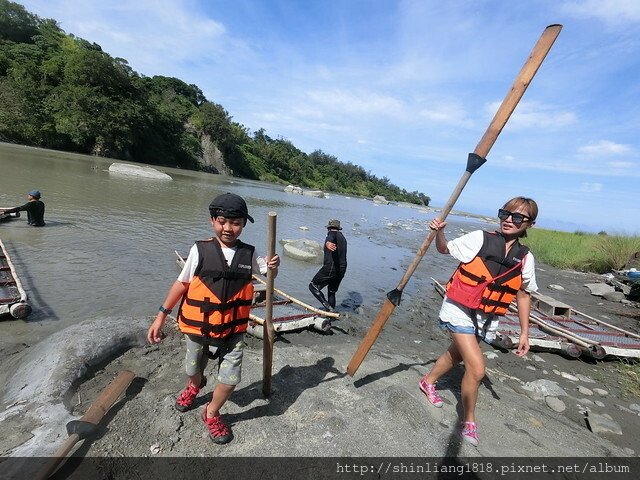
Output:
[174, 251, 338, 338]
[0, 238, 32, 319]
[432, 278, 640, 360]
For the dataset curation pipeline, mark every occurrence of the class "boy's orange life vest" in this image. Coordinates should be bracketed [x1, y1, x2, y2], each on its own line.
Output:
[445, 231, 529, 316]
[178, 239, 255, 339]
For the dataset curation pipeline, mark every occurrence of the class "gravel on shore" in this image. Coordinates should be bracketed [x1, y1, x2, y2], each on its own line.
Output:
[2, 262, 639, 480]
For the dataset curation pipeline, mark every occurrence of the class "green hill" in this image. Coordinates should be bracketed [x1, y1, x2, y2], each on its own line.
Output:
[0, 0, 429, 204]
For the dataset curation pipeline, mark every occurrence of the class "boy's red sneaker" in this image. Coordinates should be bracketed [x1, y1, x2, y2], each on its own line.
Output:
[202, 405, 233, 444]
[174, 376, 207, 412]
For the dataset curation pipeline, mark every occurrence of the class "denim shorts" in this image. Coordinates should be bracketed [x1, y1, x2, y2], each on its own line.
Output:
[184, 333, 244, 385]
[438, 319, 477, 335]
[438, 318, 496, 344]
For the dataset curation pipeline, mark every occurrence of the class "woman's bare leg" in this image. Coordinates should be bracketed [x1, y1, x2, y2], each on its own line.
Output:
[450, 333, 485, 423]
[424, 340, 463, 384]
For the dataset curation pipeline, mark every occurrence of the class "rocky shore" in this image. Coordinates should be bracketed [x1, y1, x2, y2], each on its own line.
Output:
[1, 261, 639, 479]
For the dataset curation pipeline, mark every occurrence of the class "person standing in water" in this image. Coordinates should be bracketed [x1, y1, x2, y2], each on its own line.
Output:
[0, 190, 45, 226]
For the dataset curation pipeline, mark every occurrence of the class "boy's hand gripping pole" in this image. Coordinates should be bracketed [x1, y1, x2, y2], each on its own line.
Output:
[346, 24, 563, 377]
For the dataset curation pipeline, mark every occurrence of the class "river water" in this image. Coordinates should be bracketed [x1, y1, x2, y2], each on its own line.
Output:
[0, 142, 490, 347]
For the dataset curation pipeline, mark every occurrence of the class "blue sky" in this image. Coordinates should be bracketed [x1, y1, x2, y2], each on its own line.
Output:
[18, 0, 640, 234]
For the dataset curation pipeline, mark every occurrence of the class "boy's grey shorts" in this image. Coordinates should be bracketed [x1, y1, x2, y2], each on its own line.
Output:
[184, 333, 244, 386]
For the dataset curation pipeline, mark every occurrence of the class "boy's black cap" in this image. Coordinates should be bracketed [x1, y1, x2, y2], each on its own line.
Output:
[209, 193, 254, 223]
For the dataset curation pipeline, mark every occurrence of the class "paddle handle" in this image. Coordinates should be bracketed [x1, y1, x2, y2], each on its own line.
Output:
[262, 212, 277, 397]
[395, 24, 562, 293]
[347, 24, 562, 377]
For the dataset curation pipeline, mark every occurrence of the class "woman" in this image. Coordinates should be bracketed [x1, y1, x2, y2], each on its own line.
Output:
[419, 196, 538, 446]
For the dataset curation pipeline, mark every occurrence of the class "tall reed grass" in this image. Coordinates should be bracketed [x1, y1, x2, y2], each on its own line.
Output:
[524, 229, 640, 273]
[616, 360, 640, 399]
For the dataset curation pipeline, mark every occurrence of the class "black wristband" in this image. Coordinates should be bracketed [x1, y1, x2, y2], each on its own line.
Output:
[159, 306, 172, 315]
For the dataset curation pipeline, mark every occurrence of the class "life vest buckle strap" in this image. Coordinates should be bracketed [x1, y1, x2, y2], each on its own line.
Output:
[179, 314, 250, 335]
[186, 297, 253, 313]
[481, 298, 510, 308]
[458, 266, 486, 284]
[185, 297, 223, 313]
[487, 284, 518, 295]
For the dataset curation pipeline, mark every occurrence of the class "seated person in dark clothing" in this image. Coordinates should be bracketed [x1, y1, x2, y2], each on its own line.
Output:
[0, 190, 46, 226]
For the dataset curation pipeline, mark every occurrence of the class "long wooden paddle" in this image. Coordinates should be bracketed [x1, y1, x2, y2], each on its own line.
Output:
[34, 370, 135, 480]
[262, 212, 277, 397]
[347, 24, 563, 377]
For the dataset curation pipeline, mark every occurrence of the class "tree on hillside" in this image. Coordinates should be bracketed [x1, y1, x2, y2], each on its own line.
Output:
[0, 0, 431, 204]
[0, 0, 40, 43]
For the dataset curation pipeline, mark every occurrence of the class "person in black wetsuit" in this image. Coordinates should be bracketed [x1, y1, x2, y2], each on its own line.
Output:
[309, 219, 347, 311]
[0, 190, 46, 226]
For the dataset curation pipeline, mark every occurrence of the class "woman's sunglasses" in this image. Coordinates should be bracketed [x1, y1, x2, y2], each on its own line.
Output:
[498, 209, 530, 226]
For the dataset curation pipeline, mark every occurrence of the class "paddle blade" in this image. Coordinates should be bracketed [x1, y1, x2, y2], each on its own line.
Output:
[386, 288, 402, 306]
[34, 370, 135, 480]
[346, 298, 397, 376]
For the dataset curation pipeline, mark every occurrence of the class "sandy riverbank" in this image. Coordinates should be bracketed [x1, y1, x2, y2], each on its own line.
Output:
[1, 261, 639, 479]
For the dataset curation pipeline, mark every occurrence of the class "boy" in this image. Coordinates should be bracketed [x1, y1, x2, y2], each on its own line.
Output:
[147, 192, 279, 444]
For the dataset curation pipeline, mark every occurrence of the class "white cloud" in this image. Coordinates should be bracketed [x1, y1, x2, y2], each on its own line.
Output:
[486, 101, 576, 129]
[419, 101, 474, 128]
[561, 0, 640, 25]
[579, 182, 603, 193]
[578, 140, 631, 155]
[607, 160, 634, 168]
[305, 89, 405, 117]
[14, 0, 640, 233]
[23, 0, 231, 75]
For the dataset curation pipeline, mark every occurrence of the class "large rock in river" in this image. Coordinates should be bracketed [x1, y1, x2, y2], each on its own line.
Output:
[108, 162, 172, 180]
[279, 239, 322, 262]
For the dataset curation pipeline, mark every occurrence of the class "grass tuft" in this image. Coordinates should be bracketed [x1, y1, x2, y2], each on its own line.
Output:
[525, 229, 640, 273]
[616, 360, 640, 399]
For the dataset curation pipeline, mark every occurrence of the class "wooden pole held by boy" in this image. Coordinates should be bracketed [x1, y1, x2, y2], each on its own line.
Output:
[263, 212, 277, 396]
[346, 24, 563, 377]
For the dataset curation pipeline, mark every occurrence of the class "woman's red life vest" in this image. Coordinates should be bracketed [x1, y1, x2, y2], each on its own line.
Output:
[445, 231, 529, 316]
[178, 239, 255, 338]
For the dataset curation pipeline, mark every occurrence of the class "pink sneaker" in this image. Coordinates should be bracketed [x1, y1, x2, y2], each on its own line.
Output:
[460, 421, 479, 446]
[418, 378, 443, 408]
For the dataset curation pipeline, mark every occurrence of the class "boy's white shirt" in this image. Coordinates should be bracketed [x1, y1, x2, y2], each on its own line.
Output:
[178, 242, 267, 283]
[439, 229, 538, 341]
